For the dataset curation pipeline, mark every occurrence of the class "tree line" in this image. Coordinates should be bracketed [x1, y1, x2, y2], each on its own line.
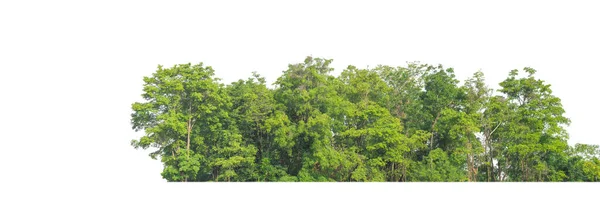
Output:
[130, 56, 600, 182]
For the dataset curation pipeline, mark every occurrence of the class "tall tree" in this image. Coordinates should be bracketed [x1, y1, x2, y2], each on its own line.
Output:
[420, 65, 463, 151]
[272, 56, 342, 179]
[496, 68, 571, 181]
[460, 71, 491, 181]
[130, 63, 256, 182]
[376, 62, 429, 137]
[130, 63, 222, 181]
[337, 66, 428, 181]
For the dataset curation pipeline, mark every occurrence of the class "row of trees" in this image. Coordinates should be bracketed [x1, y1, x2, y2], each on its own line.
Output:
[130, 57, 600, 182]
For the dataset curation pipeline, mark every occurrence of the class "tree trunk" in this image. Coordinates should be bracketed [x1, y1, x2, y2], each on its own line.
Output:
[502, 155, 509, 181]
[430, 112, 442, 150]
[520, 159, 525, 182]
[486, 123, 500, 182]
[187, 117, 192, 158]
[488, 137, 493, 182]
[187, 102, 193, 158]
[256, 121, 263, 163]
[467, 141, 472, 182]
[402, 165, 407, 182]
[391, 163, 395, 181]
[525, 162, 529, 182]
[488, 147, 492, 182]
[216, 168, 219, 182]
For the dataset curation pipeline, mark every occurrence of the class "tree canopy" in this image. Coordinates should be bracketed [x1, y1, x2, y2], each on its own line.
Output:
[131, 57, 600, 182]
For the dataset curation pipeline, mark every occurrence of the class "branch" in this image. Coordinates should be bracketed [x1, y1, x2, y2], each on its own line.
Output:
[490, 122, 502, 136]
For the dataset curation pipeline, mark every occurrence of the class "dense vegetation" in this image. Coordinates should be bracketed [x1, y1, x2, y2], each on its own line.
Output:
[131, 57, 600, 182]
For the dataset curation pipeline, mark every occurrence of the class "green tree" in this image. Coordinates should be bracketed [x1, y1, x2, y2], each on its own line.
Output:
[496, 68, 571, 181]
[227, 72, 283, 181]
[272, 56, 344, 179]
[130, 63, 256, 182]
[376, 63, 429, 137]
[420, 65, 463, 151]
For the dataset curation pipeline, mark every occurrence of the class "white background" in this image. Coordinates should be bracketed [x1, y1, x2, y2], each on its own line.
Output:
[0, 0, 598, 208]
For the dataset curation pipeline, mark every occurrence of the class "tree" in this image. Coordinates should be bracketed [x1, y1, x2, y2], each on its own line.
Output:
[496, 68, 571, 181]
[130, 57, 597, 182]
[420, 65, 463, 151]
[271, 56, 343, 179]
[337, 66, 426, 181]
[376, 63, 429, 137]
[130, 63, 256, 182]
[227, 72, 281, 180]
[460, 70, 491, 181]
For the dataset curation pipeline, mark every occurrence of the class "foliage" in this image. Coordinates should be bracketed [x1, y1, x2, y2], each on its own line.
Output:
[130, 57, 596, 182]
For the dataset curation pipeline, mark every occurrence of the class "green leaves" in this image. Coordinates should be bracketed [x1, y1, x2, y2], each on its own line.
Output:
[130, 57, 594, 182]
[413, 148, 467, 182]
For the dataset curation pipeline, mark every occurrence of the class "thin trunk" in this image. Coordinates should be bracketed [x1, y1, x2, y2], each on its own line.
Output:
[187, 117, 192, 158]
[187, 101, 193, 158]
[212, 167, 219, 181]
[467, 127, 473, 182]
[485, 131, 491, 182]
[525, 162, 529, 182]
[488, 145, 493, 182]
[467, 141, 472, 182]
[520, 159, 525, 182]
[256, 121, 262, 162]
[487, 123, 500, 182]
[402, 165, 407, 182]
[430, 111, 442, 149]
[392, 163, 395, 181]
[498, 165, 502, 181]
[502, 155, 509, 181]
